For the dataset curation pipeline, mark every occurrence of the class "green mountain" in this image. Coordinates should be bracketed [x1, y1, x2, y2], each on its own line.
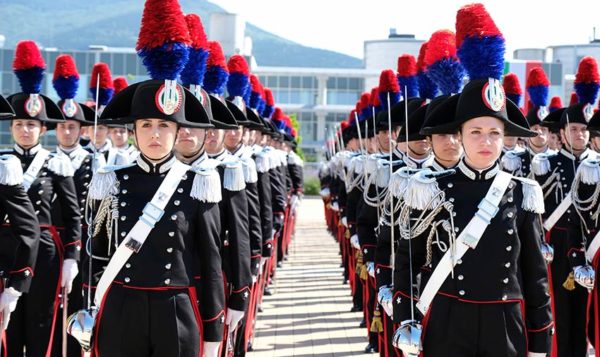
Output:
[0, 0, 363, 69]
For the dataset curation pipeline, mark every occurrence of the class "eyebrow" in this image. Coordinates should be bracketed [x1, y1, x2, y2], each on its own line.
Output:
[468, 127, 502, 130]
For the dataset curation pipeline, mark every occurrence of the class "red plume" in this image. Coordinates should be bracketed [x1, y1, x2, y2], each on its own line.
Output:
[185, 14, 208, 50]
[113, 77, 128, 95]
[207, 41, 227, 68]
[264, 88, 275, 106]
[90, 63, 114, 90]
[370, 87, 380, 107]
[502, 73, 522, 95]
[397, 55, 417, 76]
[570, 92, 579, 105]
[378, 69, 400, 92]
[13, 40, 45, 70]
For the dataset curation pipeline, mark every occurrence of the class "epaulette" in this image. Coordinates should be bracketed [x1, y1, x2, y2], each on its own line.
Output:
[575, 158, 600, 185]
[500, 150, 524, 172]
[288, 152, 304, 167]
[240, 156, 258, 184]
[268, 150, 281, 170]
[221, 160, 246, 192]
[190, 165, 222, 203]
[351, 155, 365, 175]
[403, 169, 444, 210]
[254, 153, 270, 173]
[0, 155, 23, 186]
[376, 161, 390, 188]
[278, 150, 288, 166]
[88, 163, 135, 200]
[512, 177, 545, 214]
[531, 152, 557, 176]
[47, 152, 75, 177]
[389, 166, 416, 199]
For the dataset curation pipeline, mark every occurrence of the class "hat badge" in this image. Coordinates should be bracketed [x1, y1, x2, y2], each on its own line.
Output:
[583, 103, 594, 122]
[62, 98, 79, 118]
[189, 84, 204, 106]
[481, 78, 505, 112]
[155, 80, 183, 115]
[233, 96, 246, 112]
[537, 106, 549, 121]
[24, 94, 43, 117]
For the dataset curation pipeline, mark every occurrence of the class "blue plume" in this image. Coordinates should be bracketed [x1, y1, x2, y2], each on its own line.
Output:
[417, 72, 438, 100]
[574, 82, 600, 105]
[397, 75, 419, 98]
[204, 66, 229, 95]
[528, 85, 549, 107]
[53, 75, 79, 100]
[243, 83, 251, 106]
[91, 87, 115, 106]
[180, 48, 209, 86]
[249, 90, 261, 109]
[257, 98, 265, 114]
[227, 73, 249, 98]
[427, 58, 465, 95]
[378, 92, 401, 110]
[457, 36, 505, 81]
[14, 68, 44, 94]
[263, 105, 274, 119]
[138, 42, 190, 81]
[506, 93, 521, 107]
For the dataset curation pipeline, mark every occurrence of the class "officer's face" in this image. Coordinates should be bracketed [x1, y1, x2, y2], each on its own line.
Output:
[591, 136, 600, 152]
[56, 120, 82, 149]
[224, 127, 244, 151]
[91, 125, 109, 147]
[204, 129, 225, 154]
[547, 132, 562, 150]
[407, 139, 430, 157]
[109, 127, 129, 148]
[133, 119, 178, 160]
[529, 124, 548, 149]
[175, 127, 206, 156]
[561, 123, 589, 152]
[503, 136, 518, 149]
[11, 119, 46, 149]
[460, 116, 504, 170]
[242, 128, 252, 145]
[429, 133, 462, 166]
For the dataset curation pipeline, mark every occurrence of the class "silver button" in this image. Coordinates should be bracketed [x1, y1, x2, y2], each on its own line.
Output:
[82, 191, 87, 195]
[177, 188, 184, 193]
[505, 262, 511, 268]
[560, 169, 564, 173]
[171, 214, 177, 220]
[182, 174, 188, 180]
[83, 182, 89, 187]
[457, 259, 462, 265]
[502, 295, 508, 301]
[125, 263, 131, 268]
[506, 246, 512, 252]
[124, 277, 130, 283]
[459, 290, 465, 296]
[572, 253, 577, 257]
[124, 174, 129, 180]
[507, 197, 513, 203]
[85, 174, 90, 178]
[454, 227, 460, 232]
[507, 212, 514, 218]
[447, 183, 454, 188]
[169, 232, 175, 237]
[35, 210, 39, 215]
[121, 232, 126, 237]
[503, 278, 509, 284]
[41, 180, 46, 184]
[458, 275, 464, 280]
[166, 247, 173, 253]
[121, 216, 126, 221]
[174, 200, 180, 206]
[165, 263, 172, 270]
[507, 229, 514, 235]
[557, 162, 562, 165]
[122, 189, 128, 194]
[452, 212, 457, 217]
[449, 198, 455, 202]
[567, 210, 571, 214]
[38, 190, 43, 195]
[35, 200, 41, 205]
[164, 279, 171, 285]
[121, 202, 126, 207]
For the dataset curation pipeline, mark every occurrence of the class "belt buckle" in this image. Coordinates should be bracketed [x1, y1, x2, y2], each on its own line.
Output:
[140, 201, 164, 228]
[476, 197, 499, 224]
[124, 237, 142, 253]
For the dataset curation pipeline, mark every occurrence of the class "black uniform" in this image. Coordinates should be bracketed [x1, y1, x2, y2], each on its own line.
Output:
[394, 160, 552, 356]
[85, 154, 225, 356]
[254, 146, 274, 259]
[287, 151, 304, 196]
[6, 144, 82, 357]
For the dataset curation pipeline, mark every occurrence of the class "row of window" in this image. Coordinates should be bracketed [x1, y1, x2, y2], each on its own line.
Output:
[258, 75, 364, 91]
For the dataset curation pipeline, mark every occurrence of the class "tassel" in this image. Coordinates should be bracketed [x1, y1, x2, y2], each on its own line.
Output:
[255, 154, 269, 173]
[222, 162, 246, 191]
[366, 155, 379, 173]
[514, 178, 545, 214]
[563, 272, 576, 291]
[403, 169, 442, 210]
[577, 158, 600, 185]
[354, 157, 365, 175]
[389, 167, 413, 198]
[370, 310, 384, 333]
[113, 149, 133, 166]
[359, 263, 369, 281]
[500, 150, 522, 172]
[191, 167, 222, 203]
[376, 162, 390, 188]
[241, 157, 258, 184]
[47, 152, 75, 177]
[88, 168, 119, 200]
[532, 153, 552, 176]
[0, 155, 23, 186]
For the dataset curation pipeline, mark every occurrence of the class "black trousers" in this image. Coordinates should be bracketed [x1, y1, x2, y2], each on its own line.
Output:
[7, 234, 60, 357]
[94, 284, 201, 357]
[547, 228, 588, 357]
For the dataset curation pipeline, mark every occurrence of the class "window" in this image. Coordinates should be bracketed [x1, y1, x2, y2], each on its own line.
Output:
[291, 76, 301, 88]
[2, 50, 14, 71]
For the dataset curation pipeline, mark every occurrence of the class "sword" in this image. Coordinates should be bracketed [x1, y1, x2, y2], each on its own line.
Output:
[62, 287, 68, 357]
[0, 278, 5, 356]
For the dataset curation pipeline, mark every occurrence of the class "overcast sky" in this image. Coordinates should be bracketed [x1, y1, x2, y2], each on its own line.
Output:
[213, 0, 600, 59]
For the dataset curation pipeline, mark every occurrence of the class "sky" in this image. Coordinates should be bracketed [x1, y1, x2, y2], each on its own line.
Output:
[212, 0, 600, 59]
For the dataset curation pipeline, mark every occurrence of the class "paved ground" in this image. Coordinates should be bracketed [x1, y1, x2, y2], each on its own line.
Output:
[249, 197, 371, 357]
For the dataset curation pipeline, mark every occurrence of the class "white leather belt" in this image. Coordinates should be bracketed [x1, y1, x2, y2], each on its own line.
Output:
[542, 193, 572, 231]
[416, 171, 512, 315]
[23, 148, 50, 191]
[94, 160, 190, 306]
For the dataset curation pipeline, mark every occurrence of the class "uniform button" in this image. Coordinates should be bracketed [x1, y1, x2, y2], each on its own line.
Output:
[447, 183, 454, 188]
[567, 210, 571, 214]
[85, 159, 90, 163]
[166, 247, 173, 253]
[122, 189, 128, 194]
[505, 262, 511, 268]
[449, 198, 455, 202]
[121, 216, 126, 221]
[560, 169, 564, 173]
[561, 177, 565, 181]
[121, 202, 126, 207]
[125, 263, 131, 268]
[507, 197, 513, 203]
[506, 246, 512, 251]
[42, 172, 47, 176]
[85, 174, 90, 178]
[35, 210, 39, 215]
[165, 263, 172, 270]
[177, 188, 184, 193]
[80, 199, 85, 203]
[83, 182, 89, 187]
[35, 200, 41, 205]
[452, 212, 457, 217]
[121, 232, 126, 237]
[41, 180, 46, 184]
[572, 252, 577, 258]
[169, 232, 175, 237]
[82, 191, 87, 195]
[24, 270, 30, 276]
[454, 227, 460, 232]
[503, 278, 509, 284]
[502, 295, 508, 301]
[171, 214, 177, 220]
[507, 212, 514, 218]
[174, 200, 180, 206]
[458, 275, 464, 280]
[123, 174, 129, 180]
[557, 162, 562, 165]
[457, 259, 462, 265]
[38, 190, 43, 195]
[164, 279, 171, 285]
[182, 174, 188, 180]
[507, 229, 514, 235]
[459, 290, 465, 296]
[124, 277, 131, 283]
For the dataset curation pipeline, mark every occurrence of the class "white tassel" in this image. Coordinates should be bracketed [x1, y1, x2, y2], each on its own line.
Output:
[500, 151, 522, 172]
[514, 177, 545, 214]
[255, 154, 269, 173]
[88, 168, 119, 200]
[577, 158, 600, 185]
[531, 153, 552, 176]
[403, 169, 442, 210]
[389, 167, 413, 198]
[366, 156, 379, 173]
[223, 162, 246, 191]
[376, 163, 390, 188]
[241, 157, 258, 184]
[353, 157, 365, 175]
[191, 167, 222, 203]
[47, 152, 75, 177]
[268, 152, 280, 169]
[0, 155, 23, 186]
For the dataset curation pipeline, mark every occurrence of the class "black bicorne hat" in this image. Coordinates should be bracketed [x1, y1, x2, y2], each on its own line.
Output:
[0, 94, 15, 120]
[420, 95, 458, 136]
[209, 95, 238, 130]
[245, 108, 265, 130]
[540, 108, 564, 134]
[525, 105, 549, 127]
[57, 99, 95, 126]
[560, 103, 595, 127]
[397, 101, 428, 142]
[6, 93, 65, 123]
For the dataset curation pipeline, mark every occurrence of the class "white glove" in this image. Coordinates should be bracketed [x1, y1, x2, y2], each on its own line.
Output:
[366, 262, 375, 278]
[290, 194, 299, 211]
[0, 287, 22, 330]
[320, 187, 330, 199]
[341, 217, 348, 227]
[225, 307, 245, 328]
[202, 341, 221, 357]
[350, 234, 360, 250]
[61, 259, 79, 295]
[527, 353, 546, 357]
[252, 275, 258, 284]
[331, 202, 339, 212]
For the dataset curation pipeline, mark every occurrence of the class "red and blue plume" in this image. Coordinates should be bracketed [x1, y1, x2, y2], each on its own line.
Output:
[203, 41, 229, 95]
[272, 108, 287, 132]
[348, 109, 358, 127]
[526, 67, 550, 107]
[89, 63, 114, 106]
[549, 96, 562, 112]
[340, 120, 349, 131]
[502, 73, 522, 106]
[456, 3, 505, 81]
[136, 0, 191, 80]
[13, 40, 46, 94]
[416, 42, 438, 100]
[249, 74, 263, 110]
[263, 88, 275, 118]
[180, 14, 209, 86]
[425, 30, 465, 95]
[397, 55, 419, 98]
[569, 92, 579, 106]
[359, 92, 371, 120]
[370, 87, 382, 114]
[52, 54, 79, 100]
[378, 69, 400, 110]
[227, 55, 250, 98]
[257, 83, 266, 114]
[113, 77, 128, 95]
[574, 56, 600, 105]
